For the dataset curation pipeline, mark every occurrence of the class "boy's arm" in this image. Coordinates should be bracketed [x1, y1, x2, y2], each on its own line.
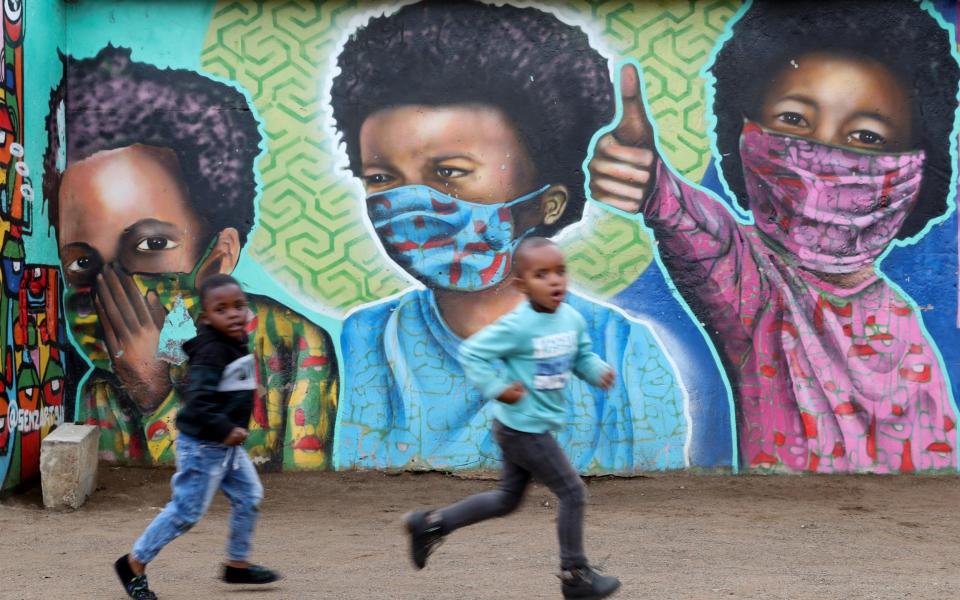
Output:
[573, 323, 612, 387]
[458, 318, 520, 401]
[183, 362, 236, 442]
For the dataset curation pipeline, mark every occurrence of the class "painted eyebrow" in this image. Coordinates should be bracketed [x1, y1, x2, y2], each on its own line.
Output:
[771, 94, 818, 109]
[848, 110, 897, 129]
[431, 154, 480, 163]
[360, 160, 396, 172]
[120, 218, 179, 234]
[62, 241, 96, 252]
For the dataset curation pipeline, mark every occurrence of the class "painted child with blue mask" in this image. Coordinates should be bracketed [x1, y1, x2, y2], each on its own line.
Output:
[331, 0, 688, 473]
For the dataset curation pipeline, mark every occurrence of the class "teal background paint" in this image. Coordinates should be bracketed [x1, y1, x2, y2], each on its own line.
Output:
[65, 0, 215, 67]
[24, 0, 66, 262]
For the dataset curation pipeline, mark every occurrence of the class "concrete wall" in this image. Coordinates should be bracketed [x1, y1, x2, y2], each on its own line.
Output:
[23, 0, 960, 480]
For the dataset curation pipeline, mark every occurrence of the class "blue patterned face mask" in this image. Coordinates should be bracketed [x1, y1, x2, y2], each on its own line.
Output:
[368, 185, 548, 291]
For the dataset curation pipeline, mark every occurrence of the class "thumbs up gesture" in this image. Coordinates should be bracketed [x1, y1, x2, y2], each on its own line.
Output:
[588, 63, 658, 214]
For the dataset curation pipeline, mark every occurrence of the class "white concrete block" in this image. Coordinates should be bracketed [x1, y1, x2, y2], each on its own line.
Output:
[40, 424, 100, 509]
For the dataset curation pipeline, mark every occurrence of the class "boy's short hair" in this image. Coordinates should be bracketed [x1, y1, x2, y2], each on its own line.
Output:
[42, 45, 261, 248]
[198, 273, 243, 304]
[709, 0, 959, 239]
[514, 236, 560, 272]
[330, 0, 614, 237]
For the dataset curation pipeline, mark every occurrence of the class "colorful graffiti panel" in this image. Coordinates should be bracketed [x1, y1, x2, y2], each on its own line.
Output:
[0, 0, 69, 493]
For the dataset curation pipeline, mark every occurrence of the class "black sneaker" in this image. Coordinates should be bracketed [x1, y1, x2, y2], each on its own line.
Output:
[559, 565, 621, 599]
[114, 554, 158, 600]
[402, 510, 444, 569]
[222, 564, 281, 584]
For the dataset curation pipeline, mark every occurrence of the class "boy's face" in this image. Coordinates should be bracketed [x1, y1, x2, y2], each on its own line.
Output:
[358, 103, 545, 232]
[515, 244, 567, 312]
[758, 52, 912, 152]
[57, 144, 207, 289]
[200, 283, 249, 341]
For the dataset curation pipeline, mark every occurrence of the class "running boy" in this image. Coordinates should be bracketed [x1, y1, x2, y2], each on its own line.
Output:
[403, 237, 621, 599]
[114, 274, 279, 599]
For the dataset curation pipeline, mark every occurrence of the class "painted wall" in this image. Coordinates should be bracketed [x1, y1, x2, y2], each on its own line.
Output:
[36, 0, 960, 478]
[0, 0, 70, 493]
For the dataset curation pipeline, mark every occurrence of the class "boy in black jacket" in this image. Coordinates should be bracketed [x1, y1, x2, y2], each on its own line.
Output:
[114, 274, 280, 599]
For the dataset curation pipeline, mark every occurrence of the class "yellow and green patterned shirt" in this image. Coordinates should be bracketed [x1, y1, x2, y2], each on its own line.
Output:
[81, 294, 338, 470]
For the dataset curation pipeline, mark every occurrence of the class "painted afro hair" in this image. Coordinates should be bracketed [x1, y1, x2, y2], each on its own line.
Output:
[330, 0, 614, 236]
[42, 45, 261, 247]
[709, 0, 960, 240]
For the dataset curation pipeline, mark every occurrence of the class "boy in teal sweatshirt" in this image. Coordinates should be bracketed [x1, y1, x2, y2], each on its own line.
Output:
[403, 237, 621, 600]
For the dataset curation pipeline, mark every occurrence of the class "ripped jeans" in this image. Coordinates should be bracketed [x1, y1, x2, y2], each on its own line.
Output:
[132, 433, 263, 563]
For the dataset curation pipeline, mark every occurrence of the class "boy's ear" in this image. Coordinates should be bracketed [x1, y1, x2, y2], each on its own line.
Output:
[513, 272, 527, 294]
[540, 185, 569, 226]
[194, 228, 241, 288]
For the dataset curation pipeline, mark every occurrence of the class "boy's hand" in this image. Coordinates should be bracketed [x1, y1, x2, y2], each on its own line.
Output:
[224, 427, 249, 446]
[587, 63, 658, 214]
[599, 368, 616, 390]
[497, 382, 526, 404]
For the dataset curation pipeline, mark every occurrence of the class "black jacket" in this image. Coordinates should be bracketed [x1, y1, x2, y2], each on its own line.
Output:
[176, 324, 256, 443]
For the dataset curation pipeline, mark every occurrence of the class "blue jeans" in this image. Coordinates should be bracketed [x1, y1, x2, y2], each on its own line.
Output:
[132, 433, 263, 563]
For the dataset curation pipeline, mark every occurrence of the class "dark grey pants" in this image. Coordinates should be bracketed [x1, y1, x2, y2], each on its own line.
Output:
[437, 420, 587, 569]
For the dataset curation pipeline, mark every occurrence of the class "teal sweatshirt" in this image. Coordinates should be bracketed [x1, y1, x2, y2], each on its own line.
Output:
[458, 301, 611, 433]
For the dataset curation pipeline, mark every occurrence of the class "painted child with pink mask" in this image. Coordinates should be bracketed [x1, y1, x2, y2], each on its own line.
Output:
[588, 0, 960, 473]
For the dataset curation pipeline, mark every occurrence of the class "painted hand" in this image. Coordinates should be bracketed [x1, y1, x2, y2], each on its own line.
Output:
[497, 382, 526, 404]
[95, 264, 171, 414]
[599, 368, 616, 390]
[588, 63, 658, 214]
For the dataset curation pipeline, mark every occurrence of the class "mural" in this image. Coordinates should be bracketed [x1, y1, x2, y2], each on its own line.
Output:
[43, 48, 339, 471]
[590, 0, 960, 472]
[0, 0, 70, 493]
[25, 0, 958, 480]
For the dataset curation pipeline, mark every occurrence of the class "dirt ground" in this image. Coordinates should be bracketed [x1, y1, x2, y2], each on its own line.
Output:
[3, 467, 960, 600]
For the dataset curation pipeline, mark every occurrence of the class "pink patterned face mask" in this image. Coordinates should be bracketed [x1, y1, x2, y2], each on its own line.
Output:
[740, 121, 925, 274]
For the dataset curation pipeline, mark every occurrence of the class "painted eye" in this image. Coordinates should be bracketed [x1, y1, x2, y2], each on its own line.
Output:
[363, 173, 393, 186]
[66, 256, 92, 273]
[436, 167, 468, 179]
[849, 130, 886, 146]
[776, 112, 807, 127]
[137, 237, 180, 251]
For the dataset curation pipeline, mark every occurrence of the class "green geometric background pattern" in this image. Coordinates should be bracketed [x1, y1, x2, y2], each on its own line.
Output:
[201, 0, 739, 312]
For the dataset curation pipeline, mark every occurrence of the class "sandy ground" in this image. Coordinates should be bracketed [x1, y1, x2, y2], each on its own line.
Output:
[3, 467, 960, 600]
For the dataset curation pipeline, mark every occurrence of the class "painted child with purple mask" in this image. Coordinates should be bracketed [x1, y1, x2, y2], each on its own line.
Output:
[588, 0, 960, 473]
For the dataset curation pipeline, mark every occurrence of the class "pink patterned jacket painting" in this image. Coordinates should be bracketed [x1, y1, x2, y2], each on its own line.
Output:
[641, 126, 957, 473]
